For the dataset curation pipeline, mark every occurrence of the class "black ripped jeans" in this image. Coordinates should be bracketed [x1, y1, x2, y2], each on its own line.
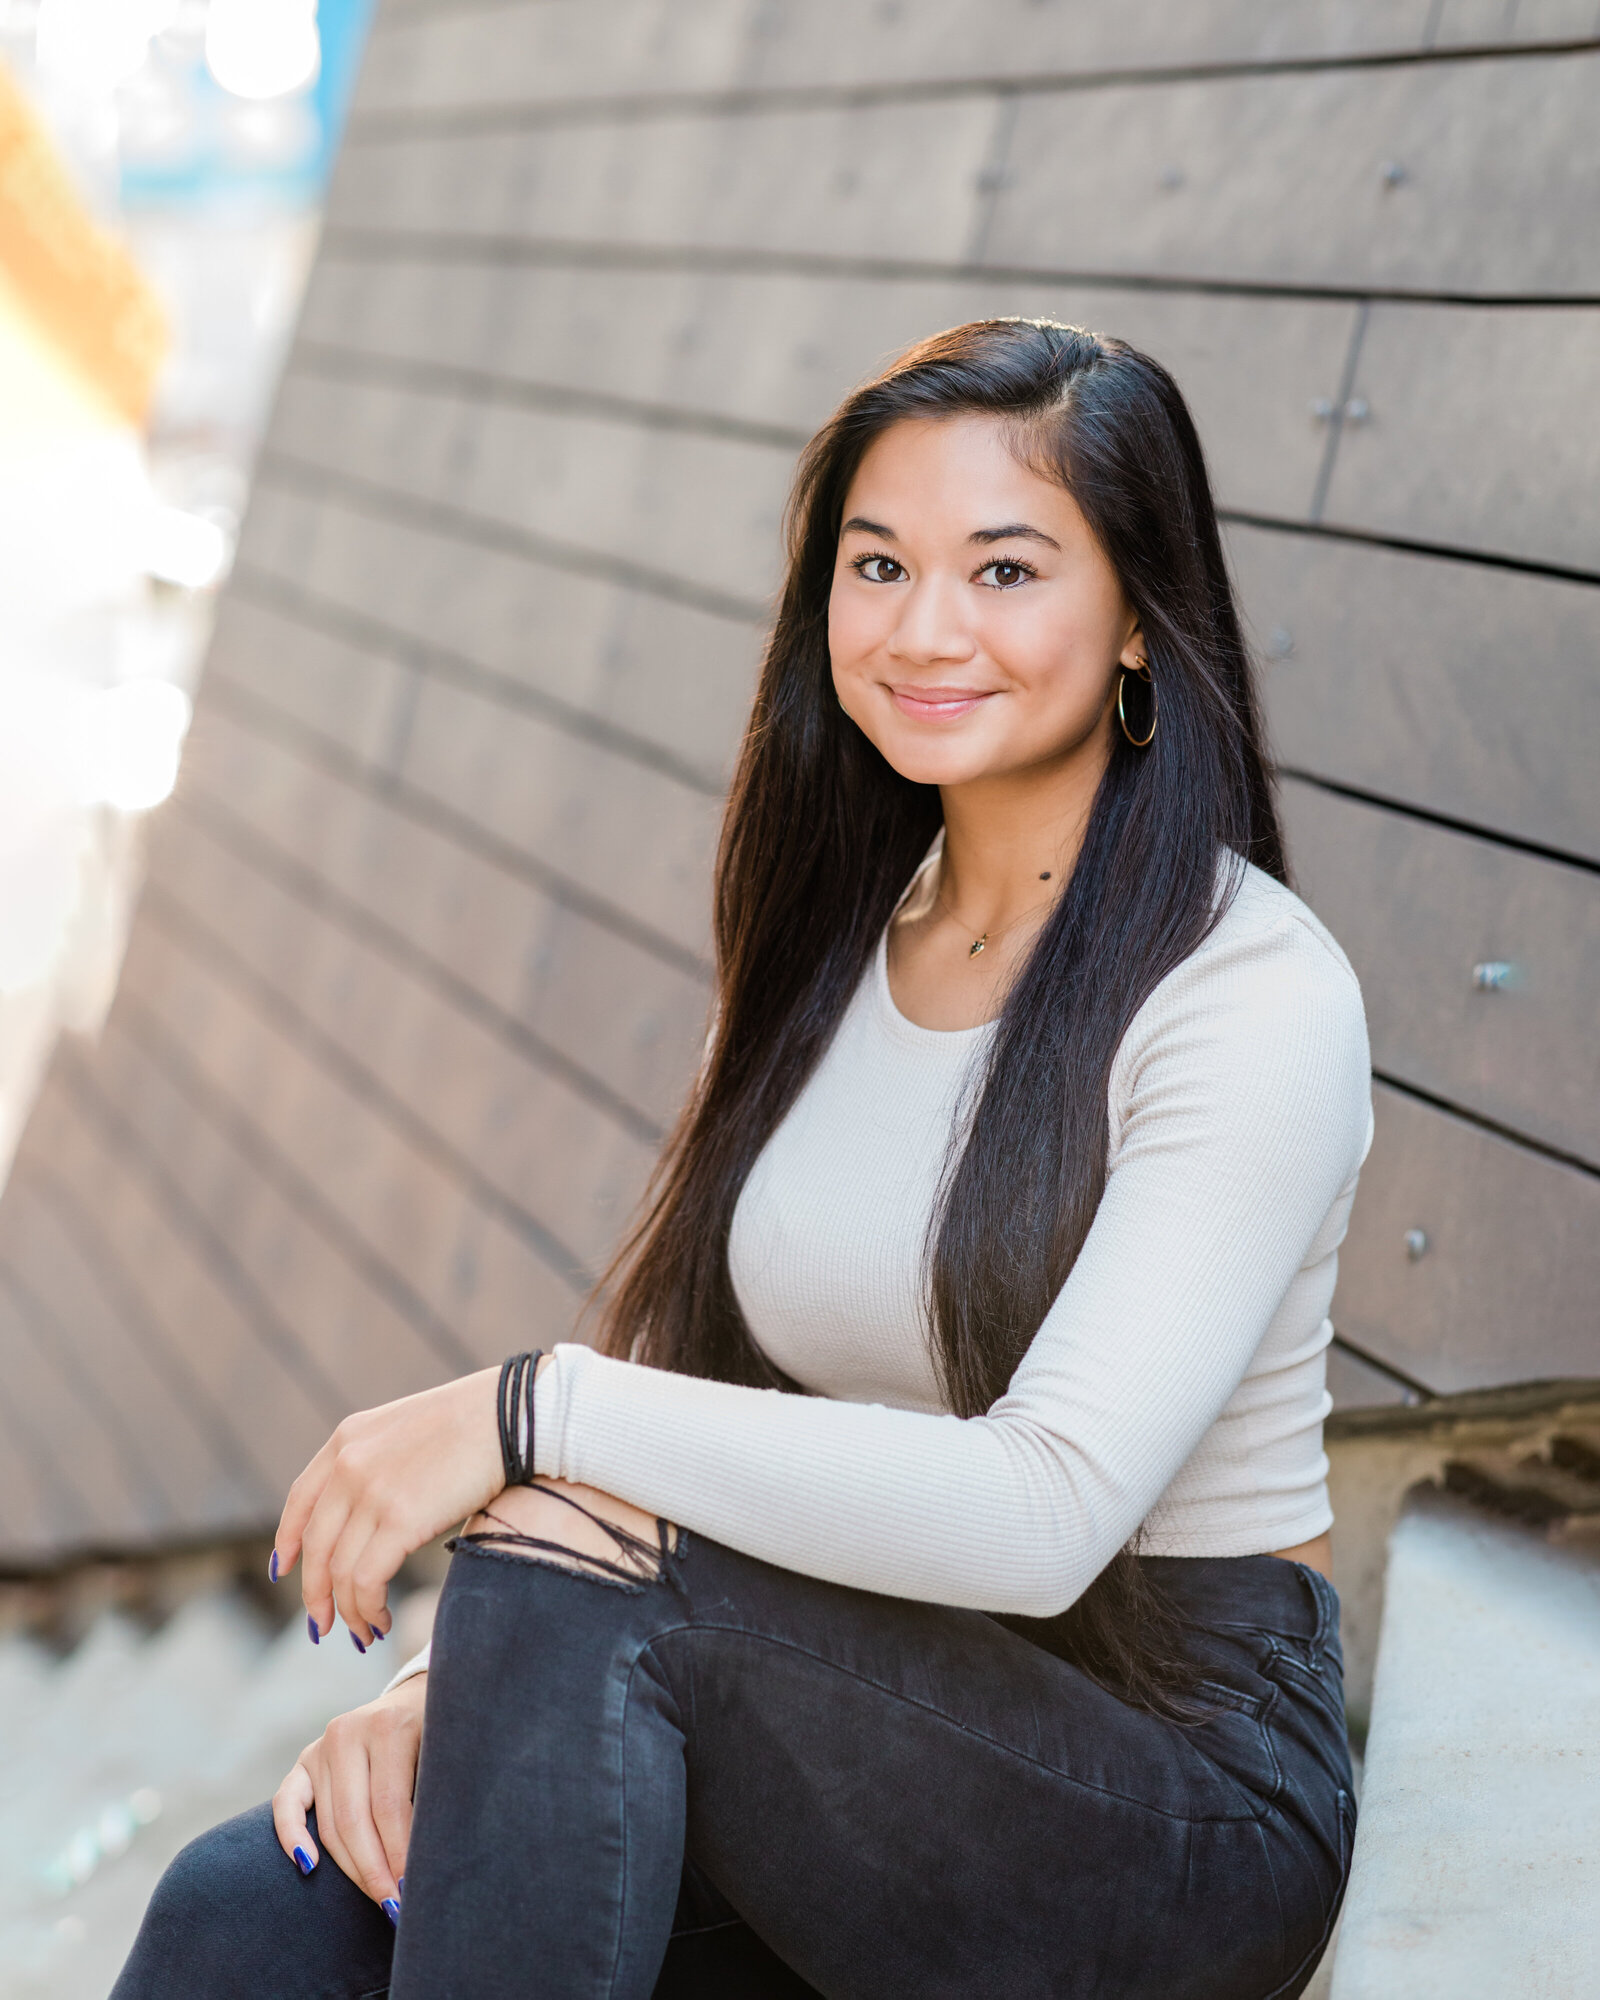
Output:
[113, 1530, 1354, 1999]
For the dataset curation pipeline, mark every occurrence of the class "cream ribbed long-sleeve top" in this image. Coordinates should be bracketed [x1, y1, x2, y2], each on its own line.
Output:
[392, 857, 1371, 1686]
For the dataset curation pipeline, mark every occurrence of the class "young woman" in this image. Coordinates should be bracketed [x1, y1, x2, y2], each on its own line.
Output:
[115, 320, 1371, 2000]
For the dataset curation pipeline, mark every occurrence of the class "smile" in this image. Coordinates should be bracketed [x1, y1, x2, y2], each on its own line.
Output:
[886, 683, 997, 721]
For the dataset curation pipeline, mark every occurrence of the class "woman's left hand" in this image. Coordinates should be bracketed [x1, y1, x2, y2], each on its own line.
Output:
[272, 1366, 505, 1644]
[273, 1673, 428, 1906]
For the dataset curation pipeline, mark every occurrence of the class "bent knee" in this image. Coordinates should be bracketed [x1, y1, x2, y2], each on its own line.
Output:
[116, 1803, 388, 1995]
[130, 1804, 295, 1959]
[160, 1806, 279, 1905]
[463, 1478, 673, 1583]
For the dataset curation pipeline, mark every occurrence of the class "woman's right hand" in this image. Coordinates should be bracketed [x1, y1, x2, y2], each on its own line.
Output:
[273, 1365, 507, 1644]
[272, 1673, 428, 1914]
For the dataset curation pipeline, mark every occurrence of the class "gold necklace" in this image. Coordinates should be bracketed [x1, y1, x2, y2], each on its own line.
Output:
[935, 875, 1057, 959]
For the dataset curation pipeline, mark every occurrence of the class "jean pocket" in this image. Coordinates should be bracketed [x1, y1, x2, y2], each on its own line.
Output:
[1263, 1642, 1350, 1748]
[1192, 1679, 1284, 1810]
[1194, 1677, 1272, 1722]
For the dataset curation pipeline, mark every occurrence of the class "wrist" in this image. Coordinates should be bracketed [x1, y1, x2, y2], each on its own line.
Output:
[381, 1670, 426, 1704]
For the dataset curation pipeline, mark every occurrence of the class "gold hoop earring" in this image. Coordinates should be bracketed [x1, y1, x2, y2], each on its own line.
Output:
[1117, 655, 1157, 748]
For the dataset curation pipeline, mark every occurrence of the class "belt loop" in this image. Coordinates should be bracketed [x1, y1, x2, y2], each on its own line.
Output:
[660, 1517, 691, 1603]
[1301, 1565, 1335, 1660]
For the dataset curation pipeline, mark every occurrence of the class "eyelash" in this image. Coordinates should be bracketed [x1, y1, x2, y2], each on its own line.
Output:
[849, 550, 904, 583]
[976, 557, 1038, 589]
[848, 551, 1039, 588]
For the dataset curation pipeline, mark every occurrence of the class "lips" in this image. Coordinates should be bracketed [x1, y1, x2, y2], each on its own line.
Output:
[887, 683, 996, 721]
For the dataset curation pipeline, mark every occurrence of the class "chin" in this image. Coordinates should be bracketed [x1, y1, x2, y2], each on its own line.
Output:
[868, 735, 996, 788]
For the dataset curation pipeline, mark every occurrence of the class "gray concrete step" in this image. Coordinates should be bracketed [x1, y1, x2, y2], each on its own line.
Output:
[1330, 1486, 1600, 1998]
[0, 1591, 408, 1999]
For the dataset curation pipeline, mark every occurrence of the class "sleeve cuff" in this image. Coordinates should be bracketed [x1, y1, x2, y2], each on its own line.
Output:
[382, 1641, 430, 1695]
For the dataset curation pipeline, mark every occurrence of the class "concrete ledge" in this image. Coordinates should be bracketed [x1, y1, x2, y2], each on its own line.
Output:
[1325, 1382, 1600, 1732]
[1330, 1485, 1600, 1998]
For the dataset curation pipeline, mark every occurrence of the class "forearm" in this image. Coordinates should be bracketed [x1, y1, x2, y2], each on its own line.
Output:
[536, 1348, 1130, 1617]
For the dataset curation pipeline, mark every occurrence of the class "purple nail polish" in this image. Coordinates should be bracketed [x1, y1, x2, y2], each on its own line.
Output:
[293, 1846, 315, 1876]
[382, 1897, 400, 1927]
[268, 1550, 279, 1583]
[306, 1614, 320, 1645]
[369, 1626, 385, 1642]
[350, 1631, 366, 1655]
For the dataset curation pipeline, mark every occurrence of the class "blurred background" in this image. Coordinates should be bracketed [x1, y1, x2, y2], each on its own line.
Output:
[0, 3, 1595, 1994]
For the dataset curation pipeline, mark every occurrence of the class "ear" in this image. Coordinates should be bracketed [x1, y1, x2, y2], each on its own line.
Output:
[1118, 622, 1147, 671]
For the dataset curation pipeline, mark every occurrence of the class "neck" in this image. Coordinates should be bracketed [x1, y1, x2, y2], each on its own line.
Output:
[937, 739, 1110, 929]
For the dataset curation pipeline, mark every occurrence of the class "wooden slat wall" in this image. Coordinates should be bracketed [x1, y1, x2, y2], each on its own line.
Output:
[3, 0, 1596, 1561]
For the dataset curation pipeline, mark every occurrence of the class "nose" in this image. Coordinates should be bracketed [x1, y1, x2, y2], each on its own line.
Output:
[886, 574, 977, 667]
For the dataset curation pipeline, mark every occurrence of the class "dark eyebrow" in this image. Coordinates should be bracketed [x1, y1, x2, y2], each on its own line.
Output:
[840, 516, 896, 539]
[968, 523, 1061, 550]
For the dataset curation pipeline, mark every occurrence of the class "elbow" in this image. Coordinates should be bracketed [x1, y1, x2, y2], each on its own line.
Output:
[1013, 1585, 1083, 1621]
[987, 1566, 1093, 1621]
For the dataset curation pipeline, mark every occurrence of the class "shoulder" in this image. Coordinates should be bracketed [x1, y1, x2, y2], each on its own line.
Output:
[1111, 855, 1371, 1108]
[1201, 857, 1365, 1008]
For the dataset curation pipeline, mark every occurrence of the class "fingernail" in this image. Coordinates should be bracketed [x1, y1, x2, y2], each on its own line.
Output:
[268, 1550, 279, 1583]
[293, 1846, 315, 1876]
[382, 1897, 400, 1928]
[350, 1630, 366, 1655]
[369, 1626, 385, 1642]
[307, 1614, 320, 1645]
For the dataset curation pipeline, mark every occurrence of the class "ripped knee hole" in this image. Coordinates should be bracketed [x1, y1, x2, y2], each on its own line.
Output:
[458, 1482, 676, 1586]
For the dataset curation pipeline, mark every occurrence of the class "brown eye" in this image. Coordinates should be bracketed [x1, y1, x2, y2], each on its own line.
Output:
[857, 556, 905, 583]
[978, 559, 1031, 589]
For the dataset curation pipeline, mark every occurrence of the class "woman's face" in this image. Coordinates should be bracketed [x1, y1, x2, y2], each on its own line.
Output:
[828, 413, 1143, 791]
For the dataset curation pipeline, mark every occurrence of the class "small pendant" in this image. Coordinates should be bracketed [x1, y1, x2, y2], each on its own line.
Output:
[969, 934, 987, 958]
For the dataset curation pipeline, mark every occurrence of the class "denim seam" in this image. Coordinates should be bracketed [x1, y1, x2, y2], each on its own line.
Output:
[1305, 1568, 1336, 1663]
[608, 1657, 633, 1999]
[1265, 1645, 1345, 1735]
[1255, 1672, 1286, 1806]
[1193, 1677, 1270, 1721]
[1258, 1793, 1353, 2000]
[1251, 1811, 1292, 1999]
[1263, 1636, 1342, 1718]
[1265, 1645, 1326, 1685]
[650, 1621, 1272, 1827]
[608, 1639, 691, 1997]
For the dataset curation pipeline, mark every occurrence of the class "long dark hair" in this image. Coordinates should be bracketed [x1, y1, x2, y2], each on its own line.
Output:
[597, 320, 1285, 1713]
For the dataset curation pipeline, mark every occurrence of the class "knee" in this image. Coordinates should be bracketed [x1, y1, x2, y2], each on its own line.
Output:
[115, 1802, 390, 1997]
[146, 1804, 279, 1934]
[462, 1478, 671, 1583]
[114, 1804, 285, 1992]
